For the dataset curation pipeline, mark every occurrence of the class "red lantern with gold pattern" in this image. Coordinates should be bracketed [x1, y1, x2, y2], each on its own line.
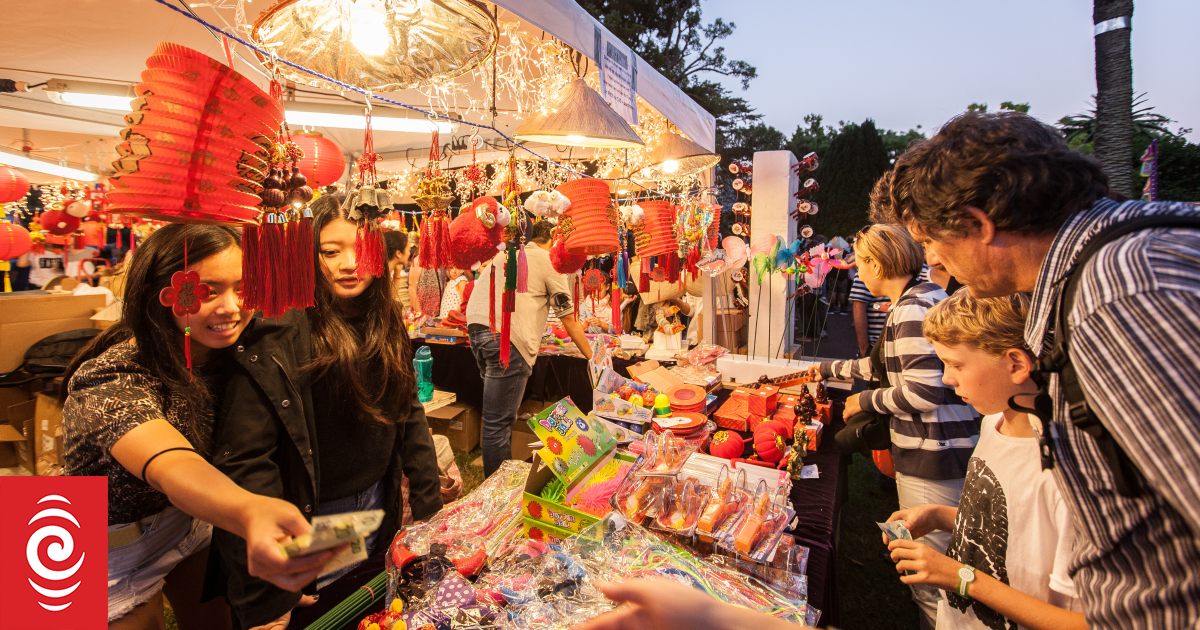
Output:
[0, 222, 32, 259]
[0, 166, 29, 204]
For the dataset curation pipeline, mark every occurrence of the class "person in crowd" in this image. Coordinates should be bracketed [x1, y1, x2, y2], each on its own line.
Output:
[923, 245, 964, 294]
[849, 270, 888, 358]
[807, 223, 979, 629]
[383, 230, 411, 309]
[408, 257, 445, 318]
[874, 111, 1200, 630]
[465, 218, 592, 477]
[828, 262, 853, 314]
[11, 249, 32, 290]
[886, 290, 1085, 630]
[579, 280, 618, 334]
[27, 243, 65, 288]
[212, 194, 443, 630]
[61, 224, 337, 629]
[438, 266, 469, 318]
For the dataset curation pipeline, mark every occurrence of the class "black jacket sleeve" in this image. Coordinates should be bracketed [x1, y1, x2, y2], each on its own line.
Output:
[210, 363, 303, 628]
[399, 392, 443, 521]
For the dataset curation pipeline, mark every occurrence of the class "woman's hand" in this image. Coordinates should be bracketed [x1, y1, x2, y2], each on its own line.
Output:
[888, 540, 961, 591]
[804, 366, 824, 383]
[885, 505, 950, 540]
[842, 392, 863, 419]
[241, 497, 345, 592]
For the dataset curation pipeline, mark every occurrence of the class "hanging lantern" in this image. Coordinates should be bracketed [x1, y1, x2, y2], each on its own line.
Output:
[291, 132, 347, 188]
[0, 166, 29, 204]
[554, 178, 618, 255]
[0, 222, 32, 259]
[79, 221, 107, 248]
[41, 210, 80, 236]
[637, 200, 678, 258]
[247, 0, 499, 92]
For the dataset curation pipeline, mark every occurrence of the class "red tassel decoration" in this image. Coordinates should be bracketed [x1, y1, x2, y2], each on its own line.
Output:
[639, 264, 651, 293]
[517, 245, 529, 293]
[355, 222, 386, 280]
[260, 212, 288, 318]
[116, 230, 122, 250]
[500, 240, 518, 368]
[489, 263, 497, 332]
[500, 309, 513, 367]
[184, 327, 192, 371]
[293, 209, 315, 308]
[241, 223, 262, 311]
[611, 280, 620, 334]
[573, 277, 580, 320]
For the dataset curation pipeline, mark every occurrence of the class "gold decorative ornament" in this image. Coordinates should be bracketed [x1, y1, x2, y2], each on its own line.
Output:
[249, 0, 499, 92]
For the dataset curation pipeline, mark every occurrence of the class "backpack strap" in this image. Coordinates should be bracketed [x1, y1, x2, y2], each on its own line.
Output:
[1039, 215, 1200, 497]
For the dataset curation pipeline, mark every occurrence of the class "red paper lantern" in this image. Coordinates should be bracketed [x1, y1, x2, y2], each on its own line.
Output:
[753, 420, 788, 464]
[291, 132, 346, 188]
[0, 166, 29, 204]
[0, 223, 32, 259]
[80, 221, 107, 248]
[41, 210, 80, 236]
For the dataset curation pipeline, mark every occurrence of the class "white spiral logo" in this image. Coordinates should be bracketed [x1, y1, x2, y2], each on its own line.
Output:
[26, 494, 85, 612]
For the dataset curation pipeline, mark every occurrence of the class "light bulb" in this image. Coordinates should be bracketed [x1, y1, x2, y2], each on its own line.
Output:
[351, 7, 389, 56]
[661, 159, 680, 174]
[566, 135, 586, 144]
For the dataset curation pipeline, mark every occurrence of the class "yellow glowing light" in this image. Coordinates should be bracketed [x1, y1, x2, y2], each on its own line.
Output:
[566, 135, 586, 143]
[661, 160, 680, 174]
[351, 7, 389, 56]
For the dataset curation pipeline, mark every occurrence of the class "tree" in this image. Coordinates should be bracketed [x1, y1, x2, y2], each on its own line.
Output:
[1058, 93, 1173, 152]
[805, 120, 892, 239]
[1092, 0, 1135, 197]
[1151, 133, 1200, 201]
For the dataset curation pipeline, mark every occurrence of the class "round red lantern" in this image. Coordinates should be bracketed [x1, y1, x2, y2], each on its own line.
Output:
[0, 222, 32, 259]
[41, 210, 80, 236]
[291, 132, 347, 188]
[753, 420, 788, 464]
[0, 166, 30, 204]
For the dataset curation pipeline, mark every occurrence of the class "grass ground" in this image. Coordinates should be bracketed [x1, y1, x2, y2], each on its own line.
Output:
[837, 453, 921, 629]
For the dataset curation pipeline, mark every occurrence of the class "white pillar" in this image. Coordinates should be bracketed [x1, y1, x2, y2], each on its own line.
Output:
[748, 150, 798, 360]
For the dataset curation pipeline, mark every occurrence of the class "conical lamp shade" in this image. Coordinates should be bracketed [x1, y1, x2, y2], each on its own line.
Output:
[637, 131, 720, 180]
[515, 79, 645, 149]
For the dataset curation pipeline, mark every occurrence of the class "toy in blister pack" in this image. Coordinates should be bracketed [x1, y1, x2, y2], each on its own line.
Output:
[723, 480, 793, 560]
[697, 465, 748, 542]
[652, 477, 707, 536]
[612, 474, 665, 524]
[635, 430, 697, 477]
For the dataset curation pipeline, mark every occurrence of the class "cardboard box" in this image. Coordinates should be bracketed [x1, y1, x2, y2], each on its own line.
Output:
[521, 451, 635, 535]
[527, 400, 617, 492]
[34, 393, 64, 466]
[425, 403, 481, 452]
[0, 293, 107, 372]
[0, 423, 25, 469]
[815, 402, 832, 425]
[804, 422, 824, 451]
[746, 412, 770, 432]
[521, 517, 577, 543]
[627, 362, 685, 393]
[591, 390, 653, 424]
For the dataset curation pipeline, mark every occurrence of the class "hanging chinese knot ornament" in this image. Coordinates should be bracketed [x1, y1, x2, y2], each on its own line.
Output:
[413, 130, 454, 270]
[159, 233, 210, 374]
[240, 80, 317, 319]
[341, 104, 389, 280]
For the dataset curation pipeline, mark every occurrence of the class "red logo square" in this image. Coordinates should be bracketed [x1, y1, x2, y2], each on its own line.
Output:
[0, 476, 108, 630]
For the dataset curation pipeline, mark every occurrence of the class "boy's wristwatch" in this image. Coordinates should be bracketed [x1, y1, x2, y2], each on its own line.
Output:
[957, 565, 976, 599]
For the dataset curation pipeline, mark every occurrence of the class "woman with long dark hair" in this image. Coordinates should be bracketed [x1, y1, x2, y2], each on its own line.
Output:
[62, 224, 336, 630]
[213, 194, 443, 630]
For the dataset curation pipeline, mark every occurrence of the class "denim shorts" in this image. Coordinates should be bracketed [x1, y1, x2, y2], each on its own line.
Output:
[316, 479, 384, 589]
[107, 506, 212, 621]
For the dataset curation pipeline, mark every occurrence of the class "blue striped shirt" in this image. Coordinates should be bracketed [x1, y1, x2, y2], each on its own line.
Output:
[1025, 198, 1200, 630]
[822, 282, 980, 479]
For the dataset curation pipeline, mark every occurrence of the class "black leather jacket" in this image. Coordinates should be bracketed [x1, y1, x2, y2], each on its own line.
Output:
[209, 310, 442, 628]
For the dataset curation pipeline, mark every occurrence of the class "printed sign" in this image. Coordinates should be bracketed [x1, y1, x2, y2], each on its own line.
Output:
[594, 25, 638, 126]
[0, 476, 108, 629]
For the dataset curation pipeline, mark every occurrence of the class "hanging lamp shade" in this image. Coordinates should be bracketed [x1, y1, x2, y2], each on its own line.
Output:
[637, 131, 720, 181]
[248, 0, 498, 92]
[514, 79, 645, 149]
[291, 132, 346, 188]
[0, 166, 29, 204]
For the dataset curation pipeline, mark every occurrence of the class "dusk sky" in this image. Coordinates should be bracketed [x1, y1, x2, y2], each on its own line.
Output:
[702, 0, 1199, 142]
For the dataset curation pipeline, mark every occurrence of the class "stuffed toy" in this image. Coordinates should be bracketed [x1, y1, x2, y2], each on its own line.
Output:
[449, 196, 509, 271]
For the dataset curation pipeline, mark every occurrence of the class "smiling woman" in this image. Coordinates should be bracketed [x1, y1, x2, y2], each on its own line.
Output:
[60, 225, 336, 629]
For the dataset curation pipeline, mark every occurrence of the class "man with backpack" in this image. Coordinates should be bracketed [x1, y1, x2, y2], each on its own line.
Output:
[873, 111, 1200, 630]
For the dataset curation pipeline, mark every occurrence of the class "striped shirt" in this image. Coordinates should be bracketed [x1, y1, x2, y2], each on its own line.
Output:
[849, 276, 889, 346]
[821, 282, 980, 480]
[1025, 198, 1200, 630]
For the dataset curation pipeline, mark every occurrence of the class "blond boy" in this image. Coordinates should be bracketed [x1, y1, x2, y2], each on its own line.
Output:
[886, 291, 1085, 630]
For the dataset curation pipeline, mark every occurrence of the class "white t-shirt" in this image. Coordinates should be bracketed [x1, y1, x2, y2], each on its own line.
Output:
[937, 414, 1080, 630]
[438, 275, 467, 318]
[28, 252, 65, 287]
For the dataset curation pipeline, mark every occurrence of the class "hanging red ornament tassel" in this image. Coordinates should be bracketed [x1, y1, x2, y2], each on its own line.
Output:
[293, 208, 315, 308]
[639, 261, 651, 293]
[241, 222, 262, 311]
[260, 212, 289, 318]
[611, 277, 621, 334]
[573, 277, 580, 320]
[354, 220, 386, 279]
[115, 229, 122, 250]
[489, 262, 497, 332]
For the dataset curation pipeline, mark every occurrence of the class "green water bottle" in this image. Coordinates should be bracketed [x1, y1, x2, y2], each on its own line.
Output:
[413, 346, 434, 402]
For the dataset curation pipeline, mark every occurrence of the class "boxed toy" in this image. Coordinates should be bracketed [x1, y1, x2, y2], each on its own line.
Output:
[522, 451, 636, 535]
[592, 389, 654, 424]
[527, 398, 618, 491]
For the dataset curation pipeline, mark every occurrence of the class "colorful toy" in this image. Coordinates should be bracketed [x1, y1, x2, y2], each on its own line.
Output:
[653, 393, 672, 417]
[629, 394, 644, 408]
[654, 477, 706, 535]
[698, 466, 747, 542]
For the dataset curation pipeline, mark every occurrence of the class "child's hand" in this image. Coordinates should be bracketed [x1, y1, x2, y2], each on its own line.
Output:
[842, 392, 863, 419]
[886, 505, 942, 540]
[888, 540, 961, 590]
[804, 366, 823, 382]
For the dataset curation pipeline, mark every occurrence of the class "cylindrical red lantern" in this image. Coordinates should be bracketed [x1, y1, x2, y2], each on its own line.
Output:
[291, 132, 346, 188]
[79, 221, 106, 248]
[0, 166, 30, 204]
[0, 223, 32, 259]
[41, 210, 80, 236]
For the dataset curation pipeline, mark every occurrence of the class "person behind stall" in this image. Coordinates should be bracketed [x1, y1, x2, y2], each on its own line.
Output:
[61, 224, 338, 629]
[383, 230, 410, 308]
[807, 223, 979, 630]
[885, 290, 1085, 630]
[438, 266, 469, 318]
[465, 218, 592, 477]
[579, 279, 618, 334]
[875, 111, 1200, 630]
[212, 194, 443, 630]
[407, 256, 445, 318]
[27, 243, 65, 288]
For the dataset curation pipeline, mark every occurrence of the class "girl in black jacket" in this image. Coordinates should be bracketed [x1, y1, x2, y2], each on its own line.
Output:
[212, 194, 443, 629]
